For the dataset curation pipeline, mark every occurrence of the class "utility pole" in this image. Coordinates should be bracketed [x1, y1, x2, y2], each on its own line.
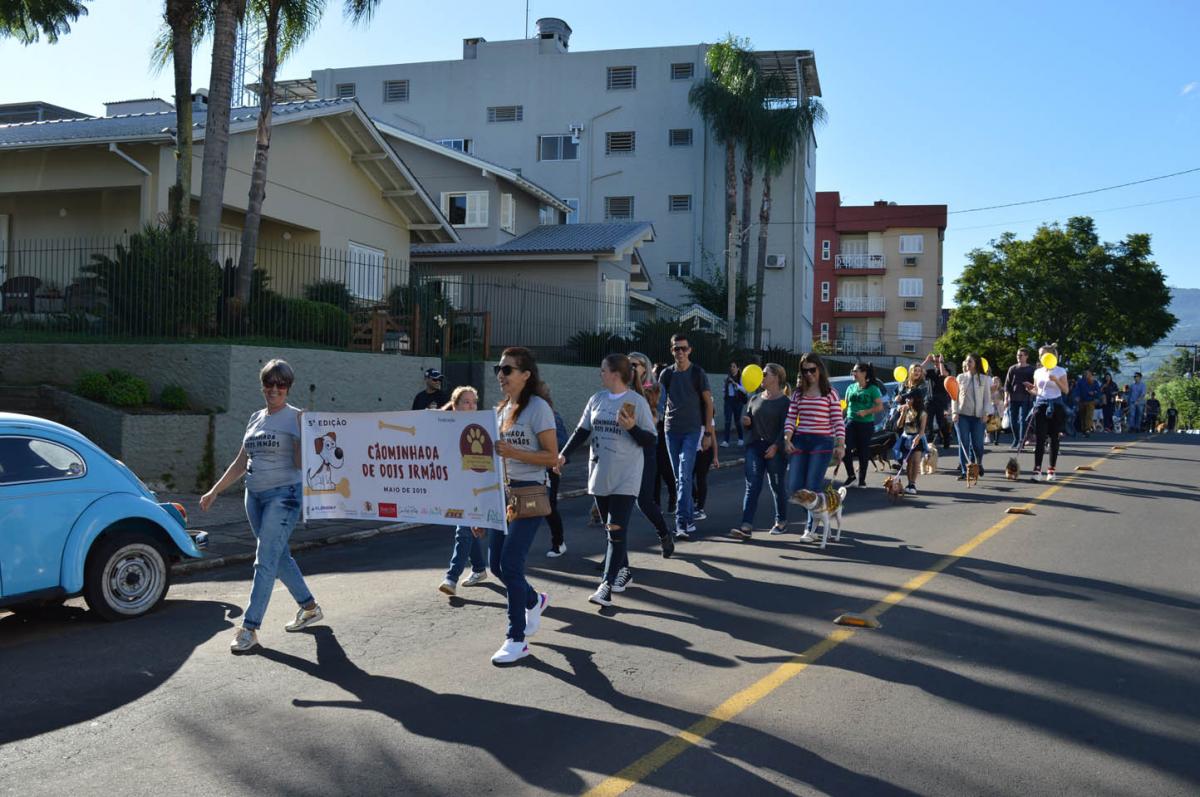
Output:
[1173, 342, 1199, 378]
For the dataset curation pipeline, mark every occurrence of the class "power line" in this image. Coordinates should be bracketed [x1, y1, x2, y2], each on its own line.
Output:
[949, 166, 1200, 214]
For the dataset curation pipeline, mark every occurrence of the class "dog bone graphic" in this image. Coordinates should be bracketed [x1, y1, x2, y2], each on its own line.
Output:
[473, 483, 501, 496]
[378, 420, 417, 434]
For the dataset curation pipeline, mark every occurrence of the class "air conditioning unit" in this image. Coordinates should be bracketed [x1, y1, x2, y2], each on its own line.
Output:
[904, 299, 920, 310]
[903, 256, 918, 267]
[902, 343, 917, 354]
[765, 253, 786, 269]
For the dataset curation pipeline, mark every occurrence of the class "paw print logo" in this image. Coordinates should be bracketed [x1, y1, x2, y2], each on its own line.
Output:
[466, 426, 486, 455]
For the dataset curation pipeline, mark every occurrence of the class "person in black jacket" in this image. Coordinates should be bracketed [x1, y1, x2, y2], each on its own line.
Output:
[411, 368, 449, 410]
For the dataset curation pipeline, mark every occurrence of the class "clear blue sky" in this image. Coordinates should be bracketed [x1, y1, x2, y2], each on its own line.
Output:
[3, 0, 1198, 297]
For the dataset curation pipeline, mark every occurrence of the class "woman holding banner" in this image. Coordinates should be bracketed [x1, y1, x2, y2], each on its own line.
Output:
[487, 347, 557, 665]
[199, 358, 323, 654]
[559, 354, 658, 607]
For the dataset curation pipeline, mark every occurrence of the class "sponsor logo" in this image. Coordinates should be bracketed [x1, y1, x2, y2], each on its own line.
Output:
[444, 508, 465, 519]
[460, 424, 496, 473]
[486, 508, 504, 523]
[363, 501, 374, 512]
[378, 503, 398, 518]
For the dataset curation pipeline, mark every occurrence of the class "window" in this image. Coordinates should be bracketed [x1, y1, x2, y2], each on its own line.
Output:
[668, 128, 693, 147]
[383, 80, 409, 103]
[564, 198, 580, 224]
[602, 277, 628, 331]
[346, 242, 385, 301]
[487, 105, 523, 123]
[436, 138, 472, 154]
[899, 234, 925, 254]
[605, 131, 636, 155]
[819, 323, 830, 343]
[335, 83, 356, 98]
[500, 193, 515, 234]
[671, 62, 695, 80]
[604, 196, 634, 221]
[0, 436, 85, 484]
[821, 240, 831, 260]
[898, 278, 924, 297]
[538, 134, 579, 161]
[606, 66, 637, 90]
[897, 321, 923, 340]
[668, 261, 691, 278]
[821, 281, 830, 302]
[669, 194, 692, 213]
[441, 191, 489, 228]
[902, 343, 917, 354]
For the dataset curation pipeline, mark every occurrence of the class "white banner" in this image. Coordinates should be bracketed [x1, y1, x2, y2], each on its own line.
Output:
[300, 410, 507, 531]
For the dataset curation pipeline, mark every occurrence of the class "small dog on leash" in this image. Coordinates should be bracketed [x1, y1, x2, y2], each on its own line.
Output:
[1005, 457, 1020, 481]
[883, 475, 906, 502]
[790, 484, 846, 549]
[920, 448, 938, 476]
[965, 462, 981, 488]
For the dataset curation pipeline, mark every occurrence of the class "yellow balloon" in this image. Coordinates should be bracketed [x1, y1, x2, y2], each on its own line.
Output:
[741, 364, 764, 393]
[1041, 352, 1058, 370]
[840, 399, 848, 411]
[893, 365, 908, 382]
[981, 357, 990, 374]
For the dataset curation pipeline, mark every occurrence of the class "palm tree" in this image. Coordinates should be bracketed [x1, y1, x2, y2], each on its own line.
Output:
[0, 0, 88, 43]
[197, 0, 248, 246]
[164, 0, 200, 227]
[235, 0, 380, 303]
[750, 94, 826, 349]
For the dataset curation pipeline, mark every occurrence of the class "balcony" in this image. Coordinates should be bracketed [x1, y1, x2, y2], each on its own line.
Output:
[834, 336, 886, 356]
[834, 253, 886, 271]
[834, 296, 886, 314]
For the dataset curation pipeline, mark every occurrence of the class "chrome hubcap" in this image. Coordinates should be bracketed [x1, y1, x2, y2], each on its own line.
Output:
[102, 544, 164, 614]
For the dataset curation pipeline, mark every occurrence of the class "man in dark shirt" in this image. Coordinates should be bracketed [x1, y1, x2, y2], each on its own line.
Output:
[411, 368, 449, 410]
[1145, 392, 1162, 432]
[1166, 404, 1178, 432]
[657, 332, 715, 539]
[1004, 347, 1036, 449]
[1076, 370, 1102, 436]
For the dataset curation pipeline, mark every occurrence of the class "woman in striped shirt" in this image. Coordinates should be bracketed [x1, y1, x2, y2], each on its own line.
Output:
[784, 353, 845, 542]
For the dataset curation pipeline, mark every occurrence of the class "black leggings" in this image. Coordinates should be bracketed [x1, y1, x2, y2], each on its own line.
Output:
[1033, 404, 1063, 470]
[595, 493, 636, 586]
[544, 469, 564, 548]
[693, 445, 714, 509]
[637, 447, 671, 539]
[843, 421, 874, 482]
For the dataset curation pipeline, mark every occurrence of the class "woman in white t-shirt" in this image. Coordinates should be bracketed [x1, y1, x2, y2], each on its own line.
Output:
[1023, 345, 1070, 482]
[487, 347, 559, 665]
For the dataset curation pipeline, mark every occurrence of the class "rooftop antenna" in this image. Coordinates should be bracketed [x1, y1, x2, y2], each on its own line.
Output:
[525, 0, 529, 38]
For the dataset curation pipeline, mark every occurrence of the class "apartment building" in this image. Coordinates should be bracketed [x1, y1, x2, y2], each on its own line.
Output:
[270, 18, 822, 350]
[813, 192, 947, 359]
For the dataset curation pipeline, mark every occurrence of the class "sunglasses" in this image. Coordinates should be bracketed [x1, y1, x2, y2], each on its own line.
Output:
[493, 364, 519, 376]
[672, 346, 690, 353]
[262, 379, 289, 389]
[801, 366, 818, 374]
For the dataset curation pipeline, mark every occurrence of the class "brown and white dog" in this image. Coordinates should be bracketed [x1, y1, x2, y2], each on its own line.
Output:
[307, 432, 344, 490]
[789, 484, 847, 549]
[920, 447, 939, 476]
[883, 475, 907, 502]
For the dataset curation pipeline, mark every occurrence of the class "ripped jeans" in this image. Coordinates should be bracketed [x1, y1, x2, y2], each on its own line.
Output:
[242, 482, 314, 630]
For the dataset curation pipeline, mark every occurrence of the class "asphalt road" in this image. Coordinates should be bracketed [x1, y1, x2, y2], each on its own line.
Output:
[2, 434, 1198, 796]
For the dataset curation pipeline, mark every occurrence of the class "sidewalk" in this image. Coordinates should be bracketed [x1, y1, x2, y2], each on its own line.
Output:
[166, 451, 745, 574]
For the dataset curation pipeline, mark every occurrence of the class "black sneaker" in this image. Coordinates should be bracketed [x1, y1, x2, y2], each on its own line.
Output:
[842, 475, 856, 487]
[658, 532, 675, 559]
[589, 582, 613, 607]
[613, 567, 633, 593]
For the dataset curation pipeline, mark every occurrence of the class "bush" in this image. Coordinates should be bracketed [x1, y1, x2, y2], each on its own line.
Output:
[567, 330, 629, 363]
[248, 289, 352, 348]
[304, 280, 355, 313]
[160, 384, 189, 411]
[75, 370, 150, 407]
[76, 372, 110, 402]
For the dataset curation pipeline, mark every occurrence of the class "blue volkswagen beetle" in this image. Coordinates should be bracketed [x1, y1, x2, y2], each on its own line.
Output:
[0, 413, 207, 620]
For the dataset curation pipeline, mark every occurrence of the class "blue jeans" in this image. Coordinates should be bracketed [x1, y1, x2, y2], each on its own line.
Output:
[741, 441, 788, 526]
[1008, 399, 1031, 448]
[723, 399, 744, 443]
[243, 483, 313, 631]
[488, 494, 540, 642]
[787, 433, 834, 494]
[666, 428, 702, 528]
[446, 525, 486, 582]
[1131, 403, 1145, 432]
[955, 415, 986, 472]
[893, 433, 928, 465]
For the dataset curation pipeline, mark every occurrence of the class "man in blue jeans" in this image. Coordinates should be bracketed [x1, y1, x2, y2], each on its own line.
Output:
[658, 332, 716, 540]
[1128, 373, 1147, 432]
[1004, 347, 1035, 449]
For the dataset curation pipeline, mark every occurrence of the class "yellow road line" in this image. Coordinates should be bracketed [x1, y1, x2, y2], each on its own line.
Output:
[585, 443, 1131, 797]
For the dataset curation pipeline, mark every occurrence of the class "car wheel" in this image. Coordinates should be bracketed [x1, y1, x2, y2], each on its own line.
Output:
[83, 531, 172, 621]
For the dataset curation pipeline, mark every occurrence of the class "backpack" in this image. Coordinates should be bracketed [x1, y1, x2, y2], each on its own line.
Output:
[553, 410, 568, 450]
[661, 365, 708, 419]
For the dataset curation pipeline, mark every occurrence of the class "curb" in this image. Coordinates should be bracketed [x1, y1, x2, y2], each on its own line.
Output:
[172, 457, 745, 576]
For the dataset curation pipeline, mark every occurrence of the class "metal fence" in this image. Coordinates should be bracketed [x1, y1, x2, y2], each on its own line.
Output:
[0, 233, 699, 365]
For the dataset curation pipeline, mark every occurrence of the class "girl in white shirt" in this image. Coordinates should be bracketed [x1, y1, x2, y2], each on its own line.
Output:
[1024, 345, 1070, 481]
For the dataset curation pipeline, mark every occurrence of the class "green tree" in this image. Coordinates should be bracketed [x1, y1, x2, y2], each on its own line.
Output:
[163, 0, 200, 227]
[1155, 377, 1200, 430]
[938, 217, 1176, 374]
[677, 262, 758, 326]
[1150, 348, 1195, 387]
[0, 0, 87, 43]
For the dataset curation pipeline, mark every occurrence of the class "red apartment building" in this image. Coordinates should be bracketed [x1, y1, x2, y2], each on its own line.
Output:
[813, 192, 948, 358]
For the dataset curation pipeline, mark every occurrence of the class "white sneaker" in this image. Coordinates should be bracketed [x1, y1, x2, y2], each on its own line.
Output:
[612, 567, 633, 593]
[491, 638, 530, 665]
[720, 441, 730, 448]
[674, 527, 691, 540]
[737, 439, 745, 447]
[284, 605, 323, 632]
[437, 579, 456, 596]
[462, 570, 488, 587]
[797, 531, 818, 543]
[1046, 469, 1056, 482]
[230, 627, 260, 652]
[769, 523, 787, 536]
[589, 583, 613, 607]
[524, 592, 549, 636]
[693, 509, 707, 521]
[546, 543, 567, 558]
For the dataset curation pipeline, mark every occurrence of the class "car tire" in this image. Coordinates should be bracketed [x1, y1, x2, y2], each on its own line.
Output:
[83, 531, 172, 621]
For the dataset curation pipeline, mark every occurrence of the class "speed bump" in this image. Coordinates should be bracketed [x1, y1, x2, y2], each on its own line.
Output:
[1075, 465, 1094, 471]
[1111, 445, 1126, 451]
[834, 613, 881, 629]
[1006, 506, 1035, 515]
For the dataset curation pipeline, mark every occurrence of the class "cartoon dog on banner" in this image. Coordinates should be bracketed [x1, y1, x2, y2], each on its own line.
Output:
[307, 431, 345, 490]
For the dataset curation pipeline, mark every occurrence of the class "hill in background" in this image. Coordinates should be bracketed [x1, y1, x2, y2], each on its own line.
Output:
[1125, 287, 1200, 377]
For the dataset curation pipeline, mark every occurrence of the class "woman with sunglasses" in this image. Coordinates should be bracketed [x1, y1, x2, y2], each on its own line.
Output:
[485, 348, 557, 665]
[783, 354, 845, 542]
[732, 362, 791, 539]
[952, 353, 990, 479]
[841, 362, 884, 489]
[199, 359, 323, 653]
[559, 354, 658, 606]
